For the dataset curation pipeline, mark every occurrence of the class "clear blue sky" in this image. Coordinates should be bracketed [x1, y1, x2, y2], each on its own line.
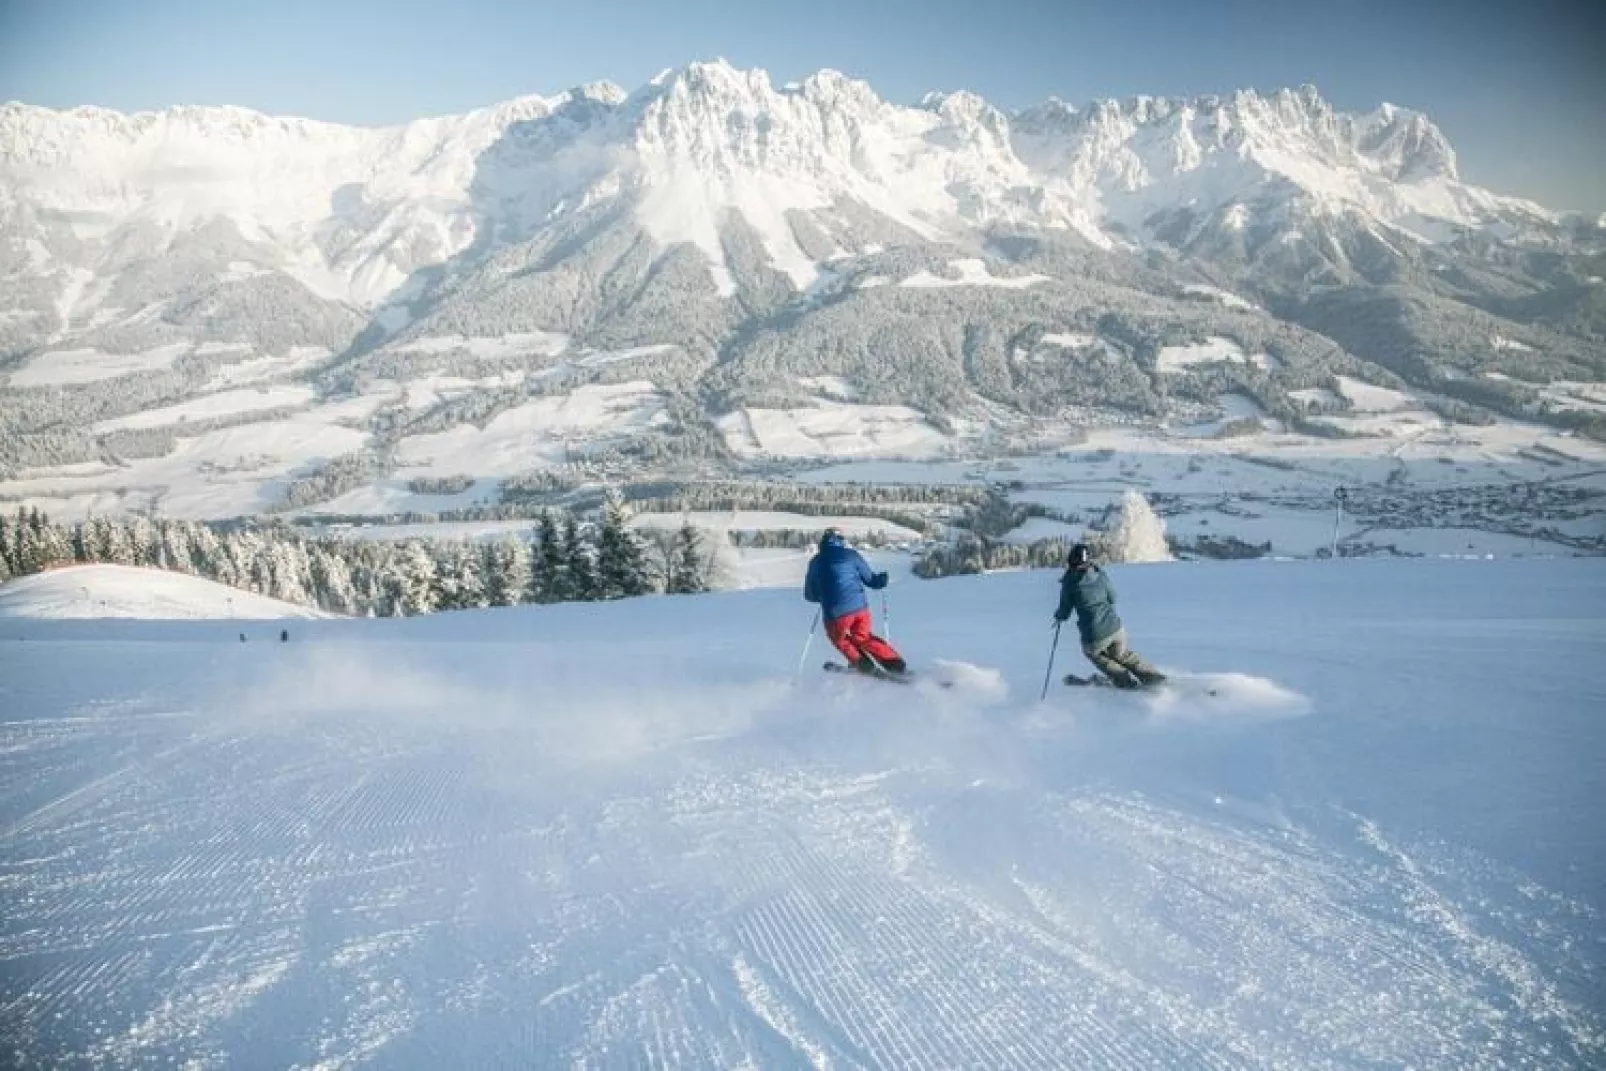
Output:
[2, 0, 1602, 212]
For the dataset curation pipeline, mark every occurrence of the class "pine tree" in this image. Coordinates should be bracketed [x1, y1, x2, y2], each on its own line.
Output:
[0, 512, 14, 576]
[484, 539, 530, 607]
[128, 515, 159, 567]
[431, 541, 463, 610]
[159, 520, 193, 574]
[595, 493, 654, 599]
[266, 538, 310, 605]
[351, 545, 391, 617]
[562, 517, 595, 601]
[69, 520, 90, 564]
[190, 523, 225, 582]
[505, 539, 532, 605]
[535, 511, 567, 602]
[310, 547, 358, 615]
[37, 517, 71, 568]
[83, 515, 115, 562]
[668, 523, 709, 594]
[103, 520, 137, 567]
[442, 541, 487, 611]
[11, 513, 38, 575]
[397, 540, 439, 615]
[228, 530, 270, 594]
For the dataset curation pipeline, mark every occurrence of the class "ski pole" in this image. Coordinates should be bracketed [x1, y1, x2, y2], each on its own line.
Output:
[794, 610, 820, 684]
[881, 589, 891, 640]
[1040, 621, 1062, 701]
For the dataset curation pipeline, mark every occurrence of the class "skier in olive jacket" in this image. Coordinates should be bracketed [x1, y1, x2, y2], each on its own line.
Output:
[1053, 543, 1165, 688]
[804, 529, 905, 675]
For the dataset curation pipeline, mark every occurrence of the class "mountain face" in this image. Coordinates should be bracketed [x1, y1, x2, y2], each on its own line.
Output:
[1, 60, 1603, 509]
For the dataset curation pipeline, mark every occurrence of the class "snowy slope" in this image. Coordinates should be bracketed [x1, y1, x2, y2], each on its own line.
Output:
[0, 563, 323, 619]
[1, 559, 1601, 1067]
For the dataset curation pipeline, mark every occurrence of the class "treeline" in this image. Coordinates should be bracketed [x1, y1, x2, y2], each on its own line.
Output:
[625, 479, 992, 536]
[289, 478, 989, 532]
[0, 501, 714, 616]
[728, 527, 904, 550]
[911, 529, 1274, 578]
[276, 450, 391, 511]
[913, 535, 1075, 578]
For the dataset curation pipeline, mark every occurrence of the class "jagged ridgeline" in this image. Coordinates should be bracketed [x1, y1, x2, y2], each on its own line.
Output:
[1, 63, 1603, 508]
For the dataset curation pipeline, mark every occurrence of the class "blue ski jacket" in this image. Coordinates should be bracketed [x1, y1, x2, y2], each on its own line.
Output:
[1055, 564, 1123, 648]
[804, 534, 887, 621]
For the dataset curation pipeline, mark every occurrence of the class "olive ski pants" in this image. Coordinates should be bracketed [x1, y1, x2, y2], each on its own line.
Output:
[1084, 629, 1162, 685]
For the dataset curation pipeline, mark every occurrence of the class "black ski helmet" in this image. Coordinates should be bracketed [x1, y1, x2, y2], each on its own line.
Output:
[820, 527, 845, 548]
[1067, 543, 1092, 568]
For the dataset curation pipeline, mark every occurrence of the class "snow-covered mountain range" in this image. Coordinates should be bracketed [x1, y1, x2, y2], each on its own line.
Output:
[0, 62, 1571, 307]
[2, 60, 1604, 520]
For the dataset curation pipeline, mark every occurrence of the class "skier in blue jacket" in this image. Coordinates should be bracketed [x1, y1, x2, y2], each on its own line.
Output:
[1054, 543, 1165, 688]
[804, 529, 905, 674]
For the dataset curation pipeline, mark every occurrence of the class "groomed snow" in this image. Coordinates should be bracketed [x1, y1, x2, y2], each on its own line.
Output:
[0, 559, 1601, 1066]
[7, 343, 192, 386]
[0, 564, 322, 619]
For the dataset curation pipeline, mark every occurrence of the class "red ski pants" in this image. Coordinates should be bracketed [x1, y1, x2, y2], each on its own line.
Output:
[824, 609, 901, 665]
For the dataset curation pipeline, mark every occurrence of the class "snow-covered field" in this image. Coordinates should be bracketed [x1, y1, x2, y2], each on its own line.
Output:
[0, 564, 320, 619]
[91, 386, 316, 433]
[392, 382, 670, 479]
[4, 329, 1603, 562]
[1154, 336, 1275, 374]
[6, 343, 193, 387]
[1, 559, 1602, 1067]
[717, 400, 953, 459]
[802, 424, 1606, 558]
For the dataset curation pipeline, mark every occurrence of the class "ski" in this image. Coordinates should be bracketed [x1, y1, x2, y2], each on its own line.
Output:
[823, 660, 914, 684]
[1063, 673, 1216, 697]
[822, 661, 953, 688]
[1063, 672, 1163, 691]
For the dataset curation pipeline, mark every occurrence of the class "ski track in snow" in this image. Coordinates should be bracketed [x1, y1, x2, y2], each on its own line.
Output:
[1, 565, 1604, 1068]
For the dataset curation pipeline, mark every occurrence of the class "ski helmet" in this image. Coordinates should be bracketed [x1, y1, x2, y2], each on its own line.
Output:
[820, 527, 845, 548]
[1067, 543, 1092, 568]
